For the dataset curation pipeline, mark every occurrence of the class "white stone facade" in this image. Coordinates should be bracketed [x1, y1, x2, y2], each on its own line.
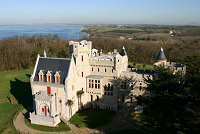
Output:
[29, 40, 185, 127]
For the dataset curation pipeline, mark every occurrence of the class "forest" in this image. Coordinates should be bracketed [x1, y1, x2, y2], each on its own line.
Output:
[0, 25, 200, 72]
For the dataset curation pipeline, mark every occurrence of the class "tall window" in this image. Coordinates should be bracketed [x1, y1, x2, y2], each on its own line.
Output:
[137, 95, 142, 106]
[47, 75, 50, 82]
[89, 79, 100, 89]
[112, 69, 113, 73]
[95, 80, 98, 89]
[105, 68, 106, 72]
[121, 81, 126, 89]
[97, 96, 99, 101]
[92, 68, 93, 71]
[89, 79, 94, 88]
[122, 94, 124, 102]
[82, 55, 83, 61]
[98, 68, 99, 72]
[38, 70, 44, 82]
[39, 75, 43, 81]
[54, 71, 60, 83]
[47, 86, 51, 94]
[55, 76, 58, 83]
[130, 94, 133, 103]
[46, 71, 52, 83]
[82, 72, 83, 77]
[91, 95, 93, 101]
[98, 80, 100, 89]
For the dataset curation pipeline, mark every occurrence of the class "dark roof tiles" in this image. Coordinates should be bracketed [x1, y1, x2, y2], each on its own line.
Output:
[33, 57, 71, 84]
[155, 48, 167, 61]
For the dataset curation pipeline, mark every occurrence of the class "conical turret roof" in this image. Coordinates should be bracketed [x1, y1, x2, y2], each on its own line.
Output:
[155, 47, 167, 61]
[120, 46, 126, 56]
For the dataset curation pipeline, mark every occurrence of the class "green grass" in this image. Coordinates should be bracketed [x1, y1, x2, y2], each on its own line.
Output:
[69, 108, 116, 128]
[0, 68, 33, 134]
[25, 119, 70, 132]
[128, 62, 153, 70]
[186, 27, 200, 30]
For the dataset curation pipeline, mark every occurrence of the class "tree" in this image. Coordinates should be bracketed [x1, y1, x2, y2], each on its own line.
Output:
[137, 65, 140, 69]
[77, 90, 84, 111]
[141, 66, 193, 133]
[142, 64, 146, 69]
[66, 99, 73, 119]
[181, 54, 200, 104]
[133, 62, 136, 68]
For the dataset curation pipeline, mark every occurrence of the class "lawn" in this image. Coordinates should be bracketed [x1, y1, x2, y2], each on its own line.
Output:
[128, 62, 153, 70]
[25, 119, 70, 132]
[69, 108, 116, 128]
[0, 68, 33, 134]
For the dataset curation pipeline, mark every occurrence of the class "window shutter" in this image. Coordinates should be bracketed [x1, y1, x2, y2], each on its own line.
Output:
[47, 86, 51, 94]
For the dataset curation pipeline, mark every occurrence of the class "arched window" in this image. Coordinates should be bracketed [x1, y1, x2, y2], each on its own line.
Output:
[98, 68, 99, 72]
[112, 69, 113, 73]
[105, 68, 106, 72]
[92, 67, 93, 71]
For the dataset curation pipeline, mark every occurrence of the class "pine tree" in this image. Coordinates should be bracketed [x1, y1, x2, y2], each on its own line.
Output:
[142, 65, 192, 133]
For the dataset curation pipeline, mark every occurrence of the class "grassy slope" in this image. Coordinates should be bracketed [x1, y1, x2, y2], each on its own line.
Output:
[0, 68, 33, 134]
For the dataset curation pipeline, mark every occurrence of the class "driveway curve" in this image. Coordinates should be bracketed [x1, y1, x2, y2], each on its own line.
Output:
[14, 107, 142, 134]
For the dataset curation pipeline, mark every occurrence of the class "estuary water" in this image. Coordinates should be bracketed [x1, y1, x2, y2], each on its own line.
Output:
[0, 25, 87, 40]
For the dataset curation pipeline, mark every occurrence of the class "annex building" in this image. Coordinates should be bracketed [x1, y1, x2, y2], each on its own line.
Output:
[29, 40, 186, 127]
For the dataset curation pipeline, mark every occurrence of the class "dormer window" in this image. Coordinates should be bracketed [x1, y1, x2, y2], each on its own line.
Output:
[46, 70, 52, 83]
[54, 71, 60, 84]
[38, 70, 44, 82]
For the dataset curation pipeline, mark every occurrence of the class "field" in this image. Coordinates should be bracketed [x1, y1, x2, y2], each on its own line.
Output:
[0, 68, 33, 134]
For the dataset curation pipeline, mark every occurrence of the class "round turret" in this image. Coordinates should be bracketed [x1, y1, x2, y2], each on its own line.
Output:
[155, 47, 167, 62]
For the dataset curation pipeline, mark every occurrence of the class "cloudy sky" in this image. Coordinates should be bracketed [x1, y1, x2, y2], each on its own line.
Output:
[0, 0, 200, 25]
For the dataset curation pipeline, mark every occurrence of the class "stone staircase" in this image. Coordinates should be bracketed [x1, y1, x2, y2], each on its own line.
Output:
[60, 116, 76, 129]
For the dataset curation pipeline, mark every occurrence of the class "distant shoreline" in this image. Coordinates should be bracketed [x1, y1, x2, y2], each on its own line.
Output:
[80, 26, 90, 38]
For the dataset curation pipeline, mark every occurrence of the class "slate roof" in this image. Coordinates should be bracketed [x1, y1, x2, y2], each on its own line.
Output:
[120, 46, 126, 56]
[33, 57, 71, 84]
[155, 48, 167, 61]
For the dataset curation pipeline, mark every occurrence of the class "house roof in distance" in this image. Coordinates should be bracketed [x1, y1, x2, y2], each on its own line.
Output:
[33, 57, 71, 84]
[155, 47, 167, 61]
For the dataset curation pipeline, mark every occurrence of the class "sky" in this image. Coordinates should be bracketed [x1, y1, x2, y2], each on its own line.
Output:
[0, 0, 200, 25]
